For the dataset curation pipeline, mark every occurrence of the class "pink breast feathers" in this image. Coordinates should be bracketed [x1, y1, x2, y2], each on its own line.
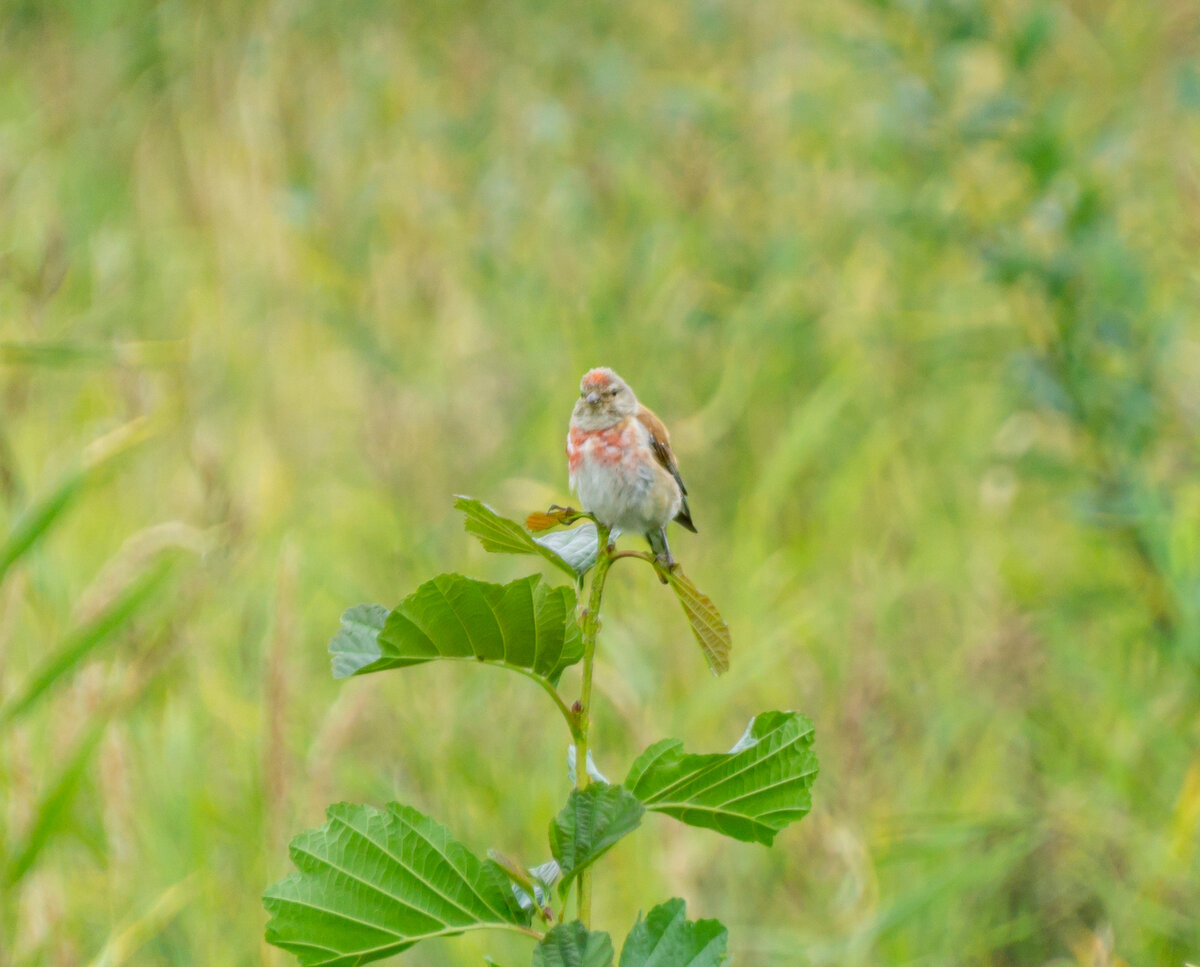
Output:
[568, 424, 630, 473]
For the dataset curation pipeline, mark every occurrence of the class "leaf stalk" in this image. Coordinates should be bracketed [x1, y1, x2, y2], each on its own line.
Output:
[574, 523, 613, 927]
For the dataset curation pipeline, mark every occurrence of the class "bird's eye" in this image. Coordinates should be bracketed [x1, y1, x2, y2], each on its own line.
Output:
[609, 387, 619, 396]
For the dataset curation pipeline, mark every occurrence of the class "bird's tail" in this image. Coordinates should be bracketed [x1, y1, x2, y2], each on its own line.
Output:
[674, 494, 697, 533]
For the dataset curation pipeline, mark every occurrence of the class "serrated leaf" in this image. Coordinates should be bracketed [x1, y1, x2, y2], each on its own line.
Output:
[550, 783, 644, 897]
[455, 496, 542, 557]
[455, 496, 598, 578]
[619, 899, 727, 967]
[329, 574, 583, 687]
[624, 712, 817, 846]
[263, 802, 530, 966]
[328, 604, 388, 680]
[533, 921, 615, 967]
[663, 570, 730, 676]
[535, 524, 599, 576]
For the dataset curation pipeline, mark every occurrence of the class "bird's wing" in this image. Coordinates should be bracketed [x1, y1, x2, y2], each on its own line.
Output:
[636, 404, 686, 493]
[633, 405, 700, 530]
[637, 406, 697, 532]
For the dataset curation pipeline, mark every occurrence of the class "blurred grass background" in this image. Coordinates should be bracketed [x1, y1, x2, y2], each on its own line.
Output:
[2, 0, 1199, 963]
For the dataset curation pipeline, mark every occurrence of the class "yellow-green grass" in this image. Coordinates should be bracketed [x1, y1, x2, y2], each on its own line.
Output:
[1, 0, 1198, 963]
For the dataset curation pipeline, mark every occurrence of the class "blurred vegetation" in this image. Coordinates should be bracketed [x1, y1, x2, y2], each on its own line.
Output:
[1, 0, 1199, 963]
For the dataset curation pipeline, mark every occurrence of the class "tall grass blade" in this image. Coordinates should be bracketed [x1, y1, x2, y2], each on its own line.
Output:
[0, 417, 156, 588]
[0, 560, 174, 727]
[4, 721, 105, 885]
[0, 468, 86, 588]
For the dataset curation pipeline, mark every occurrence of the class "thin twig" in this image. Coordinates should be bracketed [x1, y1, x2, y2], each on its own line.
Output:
[574, 523, 612, 928]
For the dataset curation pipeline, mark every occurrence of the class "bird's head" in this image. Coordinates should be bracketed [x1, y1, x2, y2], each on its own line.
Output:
[572, 367, 638, 428]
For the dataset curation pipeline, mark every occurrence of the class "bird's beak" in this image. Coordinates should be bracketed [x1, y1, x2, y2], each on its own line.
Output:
[586, 391, 601, 405]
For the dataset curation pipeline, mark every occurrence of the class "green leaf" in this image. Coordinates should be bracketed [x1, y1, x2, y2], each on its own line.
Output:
[549, 783, 644, 897]
[454, 496, 598, 579]
[328, 604, 388, 680]
[329, 574, 583, 687]
[263, 802, 531, 966]
[624, 712, 817, 846]
[533, 921, 615, 967]
[662, 570, 730, 676]
[619, 899, 727, 967]
[534, 524, 599, 577]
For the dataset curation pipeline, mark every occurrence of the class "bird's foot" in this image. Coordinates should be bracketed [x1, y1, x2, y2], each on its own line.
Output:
[652, 553, 677, 584]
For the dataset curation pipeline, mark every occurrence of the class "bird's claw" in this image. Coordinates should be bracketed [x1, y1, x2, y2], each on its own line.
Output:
[652, 553, 677, 584]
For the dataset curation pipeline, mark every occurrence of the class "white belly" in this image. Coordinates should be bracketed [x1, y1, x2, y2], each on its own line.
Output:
[573, 457, 661, 535]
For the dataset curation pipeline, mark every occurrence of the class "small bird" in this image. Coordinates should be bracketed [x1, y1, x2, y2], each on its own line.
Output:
[567, 367, 696, 567]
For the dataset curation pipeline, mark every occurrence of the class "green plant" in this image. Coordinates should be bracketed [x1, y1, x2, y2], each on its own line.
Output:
[262, 496, 818, 965]
[0, 416, 196, 964]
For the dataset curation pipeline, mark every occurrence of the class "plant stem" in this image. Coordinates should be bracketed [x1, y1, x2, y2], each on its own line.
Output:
[574, 525, 612, 928]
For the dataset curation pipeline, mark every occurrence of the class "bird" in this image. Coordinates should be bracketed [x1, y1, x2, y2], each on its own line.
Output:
[566, 367, 696, 568]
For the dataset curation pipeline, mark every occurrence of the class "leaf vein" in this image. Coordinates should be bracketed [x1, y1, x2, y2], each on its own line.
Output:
[392, 812, 513, 924]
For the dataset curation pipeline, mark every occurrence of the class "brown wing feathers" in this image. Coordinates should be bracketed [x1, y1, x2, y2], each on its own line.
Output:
[637, 405, 698, 533]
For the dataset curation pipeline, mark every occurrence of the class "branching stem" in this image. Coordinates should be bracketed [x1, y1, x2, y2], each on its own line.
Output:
[574, 524, 613, 927]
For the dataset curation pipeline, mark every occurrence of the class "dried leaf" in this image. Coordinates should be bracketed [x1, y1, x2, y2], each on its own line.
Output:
[664, 569, 731, 676]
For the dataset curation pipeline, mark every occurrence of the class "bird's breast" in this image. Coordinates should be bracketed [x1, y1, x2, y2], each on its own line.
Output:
[567, 420, 640, 475]
[567, 418, 676, 532]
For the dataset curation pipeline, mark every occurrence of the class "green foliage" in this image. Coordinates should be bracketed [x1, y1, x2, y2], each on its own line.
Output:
[0, 414, 193, 959]
[549, 784, 644, 898]
[533, 922, 614, 967]
[326, 604, 388, 681]
[329, 574, 583, 686]
[266, 503, 810, 963]
[625, 712, 817, 846]
[455, 497, 598, 580]
[0, 560, 175, 727]
[4, 722, 106, 886]
[530, 900, 727, 967]
[0, 468, 86, 588]
[619, 900, 727, 967]
[263, 803, 531, 967]
[0, 417, 151, 587]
